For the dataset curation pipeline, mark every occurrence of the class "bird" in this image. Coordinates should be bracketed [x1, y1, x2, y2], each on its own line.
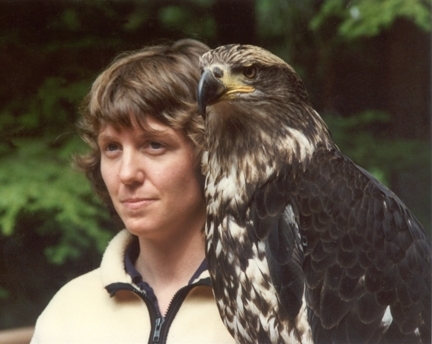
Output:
[197, 44, 431, 344]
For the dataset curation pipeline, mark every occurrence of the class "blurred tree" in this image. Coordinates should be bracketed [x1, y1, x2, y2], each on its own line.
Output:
[0, 0, 429, 330]
[309, 0, 431, 39]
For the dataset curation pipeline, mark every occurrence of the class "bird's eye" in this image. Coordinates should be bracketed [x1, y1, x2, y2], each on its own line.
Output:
[243, 65, 257, 79]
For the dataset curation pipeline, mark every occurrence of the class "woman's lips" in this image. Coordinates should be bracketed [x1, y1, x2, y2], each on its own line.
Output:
[121, 198, 157, 210]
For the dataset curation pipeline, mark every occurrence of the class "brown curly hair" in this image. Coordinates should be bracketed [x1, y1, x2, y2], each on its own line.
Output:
[74, 39, 209, 206]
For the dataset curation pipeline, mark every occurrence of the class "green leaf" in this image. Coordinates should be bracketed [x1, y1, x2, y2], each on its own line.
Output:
[310, 0, 431, 40]
[0, 136, 114, 263]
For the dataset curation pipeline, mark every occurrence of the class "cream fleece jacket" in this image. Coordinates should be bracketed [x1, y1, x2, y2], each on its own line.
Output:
[30, 229, 235, 344]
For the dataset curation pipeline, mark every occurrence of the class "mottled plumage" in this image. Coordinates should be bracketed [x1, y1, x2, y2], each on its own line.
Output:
[197, 44, 431, 344]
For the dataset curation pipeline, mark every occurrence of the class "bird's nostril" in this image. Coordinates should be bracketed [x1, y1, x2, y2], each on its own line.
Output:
[213, 67, 224, 79]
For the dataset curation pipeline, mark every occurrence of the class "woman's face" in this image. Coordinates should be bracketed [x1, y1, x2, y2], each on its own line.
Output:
[98, 116, 205, 241]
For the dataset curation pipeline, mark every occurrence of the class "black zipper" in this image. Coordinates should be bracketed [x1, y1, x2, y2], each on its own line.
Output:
[106, 279, 211, 344]
[152, 317, 165, 342]
[150, 280, 211, 343]
[106, 283, 162, 343]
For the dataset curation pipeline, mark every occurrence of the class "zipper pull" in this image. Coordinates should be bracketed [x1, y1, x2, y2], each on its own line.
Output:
[152, 317, 165, 342]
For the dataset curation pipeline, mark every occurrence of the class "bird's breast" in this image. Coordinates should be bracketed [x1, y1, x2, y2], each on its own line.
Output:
[206, 215, 305, 343]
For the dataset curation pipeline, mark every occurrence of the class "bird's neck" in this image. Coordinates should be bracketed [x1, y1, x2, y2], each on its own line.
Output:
[203, 102, 333, 216]
[204, 134, 317, 221]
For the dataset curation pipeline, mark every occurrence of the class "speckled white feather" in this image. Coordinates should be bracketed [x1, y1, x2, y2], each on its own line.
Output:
[213, 216, 312, 343]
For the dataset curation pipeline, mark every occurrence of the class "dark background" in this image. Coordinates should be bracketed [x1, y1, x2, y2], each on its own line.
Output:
[0, 0, 430, 330]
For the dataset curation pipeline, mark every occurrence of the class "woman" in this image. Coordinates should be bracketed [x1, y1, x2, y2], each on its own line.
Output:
[31, 39, 235, 343]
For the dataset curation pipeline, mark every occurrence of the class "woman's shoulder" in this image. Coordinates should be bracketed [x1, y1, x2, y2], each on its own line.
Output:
[55, 268, 103, 295]
[30, 266, 151, 344]
[39, 268, 106, 315]
[37, 230, 135, 318]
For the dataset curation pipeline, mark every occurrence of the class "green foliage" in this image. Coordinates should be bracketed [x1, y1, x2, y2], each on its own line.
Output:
[0, 136, 113, 264]
[310, 0, 431, 40]
[324, 110, 430, 186]
[256, 0, 316, 67]
[158, 4, 216, 39]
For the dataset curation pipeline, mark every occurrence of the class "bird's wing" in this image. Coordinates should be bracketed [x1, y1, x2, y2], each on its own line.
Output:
[249, 173, 306, 321]
[294, 145, 431, 343]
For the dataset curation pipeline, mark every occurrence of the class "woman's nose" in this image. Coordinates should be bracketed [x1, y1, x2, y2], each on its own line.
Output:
[118, 149, 145, 185]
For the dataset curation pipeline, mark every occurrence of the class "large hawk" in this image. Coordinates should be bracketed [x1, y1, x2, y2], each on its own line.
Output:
[197, 44, 431, 344]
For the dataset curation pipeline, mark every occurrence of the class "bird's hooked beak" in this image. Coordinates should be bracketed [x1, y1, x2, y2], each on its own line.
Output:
[197, 68, 226, 119]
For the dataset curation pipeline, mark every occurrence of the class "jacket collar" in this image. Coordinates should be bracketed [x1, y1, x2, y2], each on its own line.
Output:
[100, 229, 212, 288]
[100, 229, 135, 287]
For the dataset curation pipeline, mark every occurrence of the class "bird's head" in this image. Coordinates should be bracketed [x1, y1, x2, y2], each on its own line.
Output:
[197, 44, 311, 119]
[197, 44, 332, 178]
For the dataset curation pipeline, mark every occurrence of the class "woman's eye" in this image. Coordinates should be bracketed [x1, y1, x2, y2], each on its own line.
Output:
[243, 65, 257, 79]
[149, 141, 164, 150]
[106, 143, 119, 151]
[145, 141, 166, 155]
